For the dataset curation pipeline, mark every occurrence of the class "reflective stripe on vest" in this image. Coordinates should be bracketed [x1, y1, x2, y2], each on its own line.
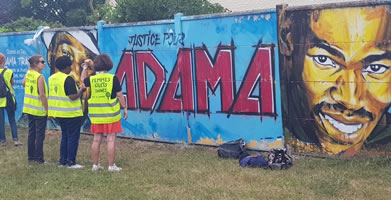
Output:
[23, 70, 47, 116]
[88, 73, 121, 124]
[48, 72, 83, 118]
[0, 68, 13, 108]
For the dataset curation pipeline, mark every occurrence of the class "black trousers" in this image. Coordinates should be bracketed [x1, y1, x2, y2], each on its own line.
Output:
[27, 114, 47, 163]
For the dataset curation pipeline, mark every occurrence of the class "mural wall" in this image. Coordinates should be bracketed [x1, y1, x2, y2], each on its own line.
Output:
[0, 32, 37, 126]
[105, 12, 282, 149]
[2, 1, 391, 156]
[0, 11, 283, 151]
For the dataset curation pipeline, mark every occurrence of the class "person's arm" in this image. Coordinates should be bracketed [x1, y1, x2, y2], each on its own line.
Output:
[37, 75, 48, 113]
[80, 59, 93, 83]
[65, 76, 86, 100]
[22, 75, 26, 87]
[69, 84, 86, 100]
[11, 77, 14, 86]
[116, 91, 128, 120]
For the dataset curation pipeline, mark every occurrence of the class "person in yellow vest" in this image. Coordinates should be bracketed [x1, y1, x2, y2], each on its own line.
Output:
[81, 54, 128, 172]
[23, 55, 48, 163]
[0, 53, 20, 146]
[49, 56, 86, 169]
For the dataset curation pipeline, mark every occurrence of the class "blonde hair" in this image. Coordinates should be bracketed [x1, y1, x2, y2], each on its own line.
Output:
[28, 55, 43, 68]
[0, 53, 5, 66]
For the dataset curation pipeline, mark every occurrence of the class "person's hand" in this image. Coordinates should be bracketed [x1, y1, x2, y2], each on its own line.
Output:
[48, 116, 53, 120]
[123, 109, 128, 120]
[79, 84, 86, 93]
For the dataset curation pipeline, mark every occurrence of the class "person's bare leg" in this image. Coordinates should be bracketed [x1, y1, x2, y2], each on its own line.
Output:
[91, 133, 103, 165]
[106, 133, 117, 166]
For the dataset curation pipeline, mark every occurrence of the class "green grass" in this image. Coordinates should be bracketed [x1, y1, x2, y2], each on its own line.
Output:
[1, 128, 391, 200]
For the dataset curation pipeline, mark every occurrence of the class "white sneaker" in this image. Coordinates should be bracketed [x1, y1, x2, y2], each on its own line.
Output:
[108, 164, 122, 172]
[92, 164, 104, 171]
[67, 164, 84, 169]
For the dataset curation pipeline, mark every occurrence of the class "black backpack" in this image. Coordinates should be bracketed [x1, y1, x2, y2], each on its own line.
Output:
[218, 139, 248, 159]
[0, 69, 16, 111]
[0, 69, 8, 98]
[267, 148, 293, 170]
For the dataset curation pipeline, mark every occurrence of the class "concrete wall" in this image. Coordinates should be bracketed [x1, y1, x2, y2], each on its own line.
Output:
[2, 1, 391, 157]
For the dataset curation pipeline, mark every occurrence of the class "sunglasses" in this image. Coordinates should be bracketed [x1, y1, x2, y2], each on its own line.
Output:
[39, 60, 45, 64]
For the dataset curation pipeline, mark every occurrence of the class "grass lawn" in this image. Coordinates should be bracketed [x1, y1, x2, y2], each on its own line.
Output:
[0, 127, 391, 200]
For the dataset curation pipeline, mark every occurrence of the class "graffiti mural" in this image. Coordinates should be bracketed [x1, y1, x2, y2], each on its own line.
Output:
[103, 12, 283, 149]
[3, 2, 391, 156]
[41, 29, 99, 130]
[278, 3, 391, 156]
[0, 32, 37, 126]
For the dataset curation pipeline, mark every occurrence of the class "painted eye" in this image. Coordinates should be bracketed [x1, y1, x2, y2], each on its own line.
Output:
[313, 55, 337, 68]
[363, 64, 389, 74]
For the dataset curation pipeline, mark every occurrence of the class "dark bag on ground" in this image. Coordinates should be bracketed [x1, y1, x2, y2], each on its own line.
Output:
[267, 148, 293, 170]
[239, 154, 268, 168]
[218, 138, 247, 159]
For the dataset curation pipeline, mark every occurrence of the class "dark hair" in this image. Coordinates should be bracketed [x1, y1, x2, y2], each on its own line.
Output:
[278, 8, 320, 144]
[28, 55, 43, 68]
[55, 56, 72, 71]
[94, 54, 113, 71]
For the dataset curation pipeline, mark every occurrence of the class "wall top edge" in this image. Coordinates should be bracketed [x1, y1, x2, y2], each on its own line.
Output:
[103, 8, 275, 28]
[43, 26, 96, 32]
[103, 19, 174, 28]
[0, 31, 35, 37]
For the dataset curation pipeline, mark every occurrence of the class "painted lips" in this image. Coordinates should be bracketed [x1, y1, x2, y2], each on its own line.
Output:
[319, 113, 363, 139]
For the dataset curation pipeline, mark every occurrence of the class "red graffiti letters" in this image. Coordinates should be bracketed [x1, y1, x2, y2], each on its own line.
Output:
[115, 42, 276, 117]
[159, 49, 194, 112]
[195, 46, 235, 113]
[231, 47, 275, 116]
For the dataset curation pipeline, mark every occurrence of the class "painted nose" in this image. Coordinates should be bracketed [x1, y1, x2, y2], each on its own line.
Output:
[330, 69, 364, 111]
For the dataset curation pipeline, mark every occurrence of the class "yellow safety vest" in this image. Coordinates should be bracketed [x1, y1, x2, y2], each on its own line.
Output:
[48, 72, 83, 118]
[23, 70, 48, 116]
[88, 73, 121, 124]
[0, 68, 14, 108]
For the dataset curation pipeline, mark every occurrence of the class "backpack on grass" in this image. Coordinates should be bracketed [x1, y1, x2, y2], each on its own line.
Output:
[239, 154, 268, 168]
[217, 138, 248, 159]
[267, 148, 293, 170]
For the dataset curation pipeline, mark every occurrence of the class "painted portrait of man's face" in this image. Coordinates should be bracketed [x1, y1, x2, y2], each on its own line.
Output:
[279, 4, 391, 155]
[304, 6, 391, 154]
[47, 32, 97, 85]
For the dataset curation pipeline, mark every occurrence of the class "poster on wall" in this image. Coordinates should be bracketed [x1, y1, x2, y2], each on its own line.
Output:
[278, 3, 391, 156]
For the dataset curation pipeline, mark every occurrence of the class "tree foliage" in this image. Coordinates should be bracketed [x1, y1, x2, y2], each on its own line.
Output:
[0, 0, 227, 33]
[0, 0, 16, 24]
[0, 17, 62, 33]
[111, 0, 227, 23]
[8, 0, 106, 27]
